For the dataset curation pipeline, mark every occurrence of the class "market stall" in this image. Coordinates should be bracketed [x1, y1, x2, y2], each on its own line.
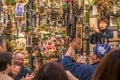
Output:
[1, 0, 120, 70]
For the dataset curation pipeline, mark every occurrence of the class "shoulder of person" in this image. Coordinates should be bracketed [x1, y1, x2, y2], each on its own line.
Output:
[105, 27, 112, 31]
[89, 33, 97, 36]
[1, 74, 14, 80]
[21, 66, 31, 73]
[21, 66, 28, 70]
[102, 27, 112, 33]
[9, 76, 14, 80]
[66, 70, 79, 80]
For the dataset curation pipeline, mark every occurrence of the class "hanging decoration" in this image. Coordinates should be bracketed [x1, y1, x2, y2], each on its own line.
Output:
[95, 0, 120, 17]
[118, 17, 120, 31]
[88, 0, 94, 5]
[1, 12, 8, 26]
[18, 0, 24, 3]
[4, 0, 15, 5]
[62, 1, 67, 8]
[15, 3, 24, 18]
[0, 1, 3, 12]
[84, 6, 89, 24]
[64, 0, 71, 3]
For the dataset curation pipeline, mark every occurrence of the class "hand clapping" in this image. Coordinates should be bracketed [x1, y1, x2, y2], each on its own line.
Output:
[92, 24, 99, 33]
[69, 38, 81, 50]
[21, 73, 35, 80]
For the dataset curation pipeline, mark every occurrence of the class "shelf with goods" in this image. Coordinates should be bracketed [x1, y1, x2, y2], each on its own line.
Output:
[0, 0, 65, 70]
[109, 38, 120, 48]
[24, 26, 69, 70]
[88, 0, 120, 50]
[1, 0, 120, 69]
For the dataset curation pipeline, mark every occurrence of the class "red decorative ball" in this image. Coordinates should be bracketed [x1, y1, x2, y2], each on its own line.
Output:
[7, 22, 12, 26]
[64, 0, 71, 3]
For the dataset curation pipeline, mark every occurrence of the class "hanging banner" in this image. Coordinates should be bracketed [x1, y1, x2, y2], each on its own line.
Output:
[15, 3, 24, 17]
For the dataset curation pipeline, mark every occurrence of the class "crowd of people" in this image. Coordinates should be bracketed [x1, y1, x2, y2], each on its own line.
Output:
[0, 16, 120, 80]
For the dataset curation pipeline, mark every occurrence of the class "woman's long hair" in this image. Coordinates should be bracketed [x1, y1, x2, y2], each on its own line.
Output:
[33, 61, 69, 80]
[92, 48, 120, 80]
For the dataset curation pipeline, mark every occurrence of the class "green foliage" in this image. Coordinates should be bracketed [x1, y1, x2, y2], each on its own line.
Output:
[43, 34, 48, 40]
[24, 0, 26, 3]
[24, 27, 33, 32]
[38, 25, 47, 29]
[1, 33, 19, 41]
[5, 0, 15, 5]
[88, 0, 95, 5]
[61, 33, 68, 38]
[9, 14, 13, 22]
[33, 3, 37, 10]
[62, 1, 67, 8]
[118, 17, 120, 30]
[26, 12, 29, 19]
[12, 34, 19, 39]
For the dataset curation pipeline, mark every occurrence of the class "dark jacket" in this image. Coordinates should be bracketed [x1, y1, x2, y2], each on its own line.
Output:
[9, 65, 31, 80]
[59, 56, 98, 80]
[18, 66, 31, 79]
[89, 28, 113, 44]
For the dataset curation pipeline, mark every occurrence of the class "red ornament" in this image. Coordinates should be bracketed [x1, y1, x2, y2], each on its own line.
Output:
[18, 0, 24, 3]
[7, 22, 12, 26]
[64, 0, 71, 3]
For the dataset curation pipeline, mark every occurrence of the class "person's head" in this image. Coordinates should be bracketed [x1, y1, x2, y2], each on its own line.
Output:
[13, 51, 25, 66]
[0, 52, 12, 74]
[92, 48, 120, 80]
[90, 43, 111, 63]
[98, 16, 108, 30]
[33, 61, 69, 80]
[0, 37, 6, 52]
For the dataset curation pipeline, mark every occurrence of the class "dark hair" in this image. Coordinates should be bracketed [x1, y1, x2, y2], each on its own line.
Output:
[92, 48, 120, 80]
[98, 16, 108, 24]
[0, 52, 12, 71]
[33, 62, 69, 80]
[0, 37, 5, 47]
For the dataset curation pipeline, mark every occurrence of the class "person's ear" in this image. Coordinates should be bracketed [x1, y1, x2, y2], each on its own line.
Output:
[0, 43, 6, 52]
[7, 63, 11, 70]
[92, 54, 97, 60]
[2, 41, 6, 51]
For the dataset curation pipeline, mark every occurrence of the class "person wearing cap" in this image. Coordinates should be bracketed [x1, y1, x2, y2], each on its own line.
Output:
[59, 38, 111, 80]
[90, 43, 111, 64]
